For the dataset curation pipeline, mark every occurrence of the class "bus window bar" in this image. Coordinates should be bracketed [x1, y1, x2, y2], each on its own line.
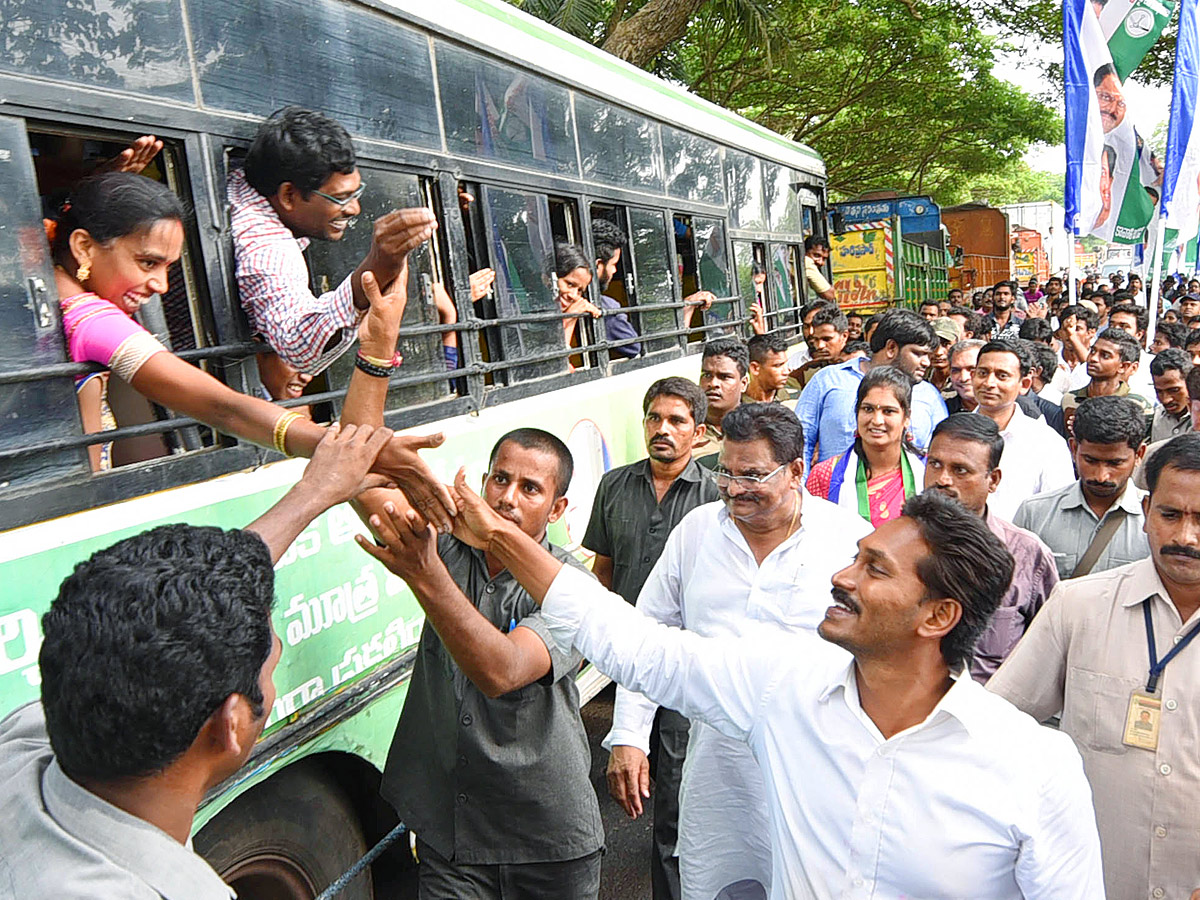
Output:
[0, 305, 755, 463]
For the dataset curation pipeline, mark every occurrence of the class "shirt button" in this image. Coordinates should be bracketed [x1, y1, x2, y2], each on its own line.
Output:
[1174, 634, 1183, 644]
[485, 584, 495, 594]
[1153, 888, 1165, 899]
[1155, 825, 1168, 838]
[1166, 699, 1178, 711]
[457, 793, 468, 805]
[648, 526, 657, 534]
[1159, 763, 1172, 776]
[461, 714, 472, 726]
[642, 556, 650, 563]
[458, 755, 468, 767]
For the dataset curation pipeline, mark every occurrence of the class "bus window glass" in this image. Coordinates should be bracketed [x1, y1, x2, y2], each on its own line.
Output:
[661, 126, 725, 206]
[733, 239, 760, 313]
[0, 3, 193, 101]
[576, 95, 664, 193]
[481, 186, 565, 383]
[694, 216, 735, 334]
[765, 163, 800, 235]
[770, 242, 800, 332]
[437, 43, 577, 177]
[306, 167, 447, 411]
[189, 0, 440, 148]
[628, 208, 677, 353]
[0, 118, 90, 488]
[725, 152, 764, 231]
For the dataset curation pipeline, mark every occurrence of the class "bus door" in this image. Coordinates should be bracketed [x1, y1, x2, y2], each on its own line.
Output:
[0, 116, 90, 488]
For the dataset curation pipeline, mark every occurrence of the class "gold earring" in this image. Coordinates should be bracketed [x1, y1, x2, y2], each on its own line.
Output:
[76, 261, 91, 283]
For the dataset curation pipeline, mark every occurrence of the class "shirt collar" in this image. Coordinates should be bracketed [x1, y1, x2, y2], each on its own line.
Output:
[43, 760, 234, 900]
[1119, 557, 1173, 609]
[1061, 480, 1144, 515]
[818, 663, 988, 739]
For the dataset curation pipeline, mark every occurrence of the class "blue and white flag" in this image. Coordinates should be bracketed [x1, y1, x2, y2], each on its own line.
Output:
[1162, 0, 1200, 252]
[1065, 0, 1108, 235]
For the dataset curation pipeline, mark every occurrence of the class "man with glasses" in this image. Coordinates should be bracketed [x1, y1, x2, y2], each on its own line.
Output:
[602, 403, 869, 900]
[231, 106, 437, 373]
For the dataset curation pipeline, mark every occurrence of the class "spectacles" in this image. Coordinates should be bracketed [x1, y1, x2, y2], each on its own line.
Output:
[312, 184, 366, 207]
[713, 462, 788, 488]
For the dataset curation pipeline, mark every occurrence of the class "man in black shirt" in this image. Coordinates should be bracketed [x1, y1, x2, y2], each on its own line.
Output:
[583, 377, 719, 900]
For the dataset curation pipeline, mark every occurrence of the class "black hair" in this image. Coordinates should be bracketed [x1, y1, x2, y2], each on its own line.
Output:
[1093, 327, 1142, 364]
[1108, 303, 1149, 334]
[804, 235, 830, 253]
[40, 525, 275, 781]
[552, 242, 592, 278]
[801, 300, 836, 321]
[1061, 304, 1099, 330]
[1144, 432, 1200, 492]
[978, 339, 1032, 377]
[50, 172, 186, 268]
[947, 288, 963, 298]
[489, 428, 574, 499]
[869, 308, 937, 355]
[901, 491, 1014, 669]
[853, 366, 914, 477]
[1156, 322, 1188, 349]
[948, 338, 984, 363]
[1018, 317, 1054, 344]
[644, 376, 707, 426]
[722, 403, 804, 465]
[1029, 343, 1061, 388]
[1186, 328, 1200, 350]
[1150, 347, 1192, 379]
[919, 300, 941, 312]
[1188, 365, 1200, 401]
[846, 310, 865, 322]
[244, 106, 357, 196]
[1073, 396, 1148, 450]
[931, 413, 1004, 471]
[748, 332, 789, 363]
[810, 306, 849, 332]
[844, 340, 870, 356]
[591, 218, 626, 266]
[1094, 62, 1118, 87]
[702, 336, 750, 378]
[992, 279, 1017, 295]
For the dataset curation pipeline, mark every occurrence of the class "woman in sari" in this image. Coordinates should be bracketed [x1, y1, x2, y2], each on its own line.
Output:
[49, 171, 454, 523]
[806, 366, 925, 527]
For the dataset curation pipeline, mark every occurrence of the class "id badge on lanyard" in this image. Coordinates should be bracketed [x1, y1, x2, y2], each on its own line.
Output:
[1123, 599, 1200, 751]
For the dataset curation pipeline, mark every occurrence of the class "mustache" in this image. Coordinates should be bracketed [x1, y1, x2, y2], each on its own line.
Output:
[831, 586, 860, 613]
[1084, 480, 1117, 492]
[1162, 545, 1200, 561]
[649, 433, 675, 446]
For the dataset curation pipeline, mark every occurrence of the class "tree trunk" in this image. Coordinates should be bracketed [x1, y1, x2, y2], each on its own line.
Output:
[601, 0, 709, 67]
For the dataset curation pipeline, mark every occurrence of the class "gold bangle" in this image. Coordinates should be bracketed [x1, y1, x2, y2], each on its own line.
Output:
[272, 411, 303, 456]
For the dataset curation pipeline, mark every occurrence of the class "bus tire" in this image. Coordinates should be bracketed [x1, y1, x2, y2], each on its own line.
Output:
[194, 760, 373, 900]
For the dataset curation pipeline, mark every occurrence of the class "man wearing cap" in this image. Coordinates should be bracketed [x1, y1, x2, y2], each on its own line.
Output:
[927, 317, 961, 392]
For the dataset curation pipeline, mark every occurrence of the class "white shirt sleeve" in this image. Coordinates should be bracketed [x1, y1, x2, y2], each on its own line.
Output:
[602, 534, 686, 754]
[1013, 734, 1107, 899]
[1038, 431, 1077, 494]
[542, 565, 784, 742]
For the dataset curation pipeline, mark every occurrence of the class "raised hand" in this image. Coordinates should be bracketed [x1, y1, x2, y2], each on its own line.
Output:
[99, 135, 163, 175]
[448, 466, 508, 551]
[355, 499, 440, 584]
[369, 208, 438, 270]
[469, 268, 497, 301]
[299, 422, 395, 507]
[358, 267, 408, 357]
[373, 433, 457, 532]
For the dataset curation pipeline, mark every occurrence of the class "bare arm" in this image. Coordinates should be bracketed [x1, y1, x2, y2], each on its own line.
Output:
[341, 268, 406, 429]
[246, 423, 394, 563]
[591, 554, 615, 590]
[350, 208, 437, 311]
[357, 501, 553, 697]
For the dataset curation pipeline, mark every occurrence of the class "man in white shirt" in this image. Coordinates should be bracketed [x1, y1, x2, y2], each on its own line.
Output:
[604, 403, 871, 900]
[418, 478, 1104, 900]
[972, 339, 1075, 519]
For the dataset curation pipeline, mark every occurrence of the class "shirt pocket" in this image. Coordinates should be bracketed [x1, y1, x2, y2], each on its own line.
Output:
[1052, 551, 1077, 579]
[1063, 666, 1142, 755]
[978, 605, 1025, 660]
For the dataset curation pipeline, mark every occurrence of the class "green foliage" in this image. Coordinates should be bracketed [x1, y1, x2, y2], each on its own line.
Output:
[946, 159, 1065, 207]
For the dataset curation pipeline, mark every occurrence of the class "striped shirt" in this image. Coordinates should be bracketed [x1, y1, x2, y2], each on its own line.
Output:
[229, 167, 360, 374]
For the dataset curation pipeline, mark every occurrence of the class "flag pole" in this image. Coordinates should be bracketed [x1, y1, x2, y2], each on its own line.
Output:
[1147, 214, 1166, 344]
[1068, 219, 1079, 303]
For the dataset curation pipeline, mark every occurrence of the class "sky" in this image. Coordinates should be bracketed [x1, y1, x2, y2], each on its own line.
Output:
[991, 36, 1172, 174]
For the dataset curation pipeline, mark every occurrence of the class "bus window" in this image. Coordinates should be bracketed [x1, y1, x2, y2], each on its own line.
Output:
[0, 117, 90, 489]
[770, 242, 801, 336]
[661, 126, 725, 207]
[724, 152, 765, 231]
[29, 126, 211, 469]
[765, 163, 801, 235]
[436, 41, 578, 177]
[479, 185, 565, 383]
[676, 214, 735, 340]
[627, 208, 678, 354]
[576, 94, 664, 193]
[734, 240, 766, 321]
[306, 165, 448, 412]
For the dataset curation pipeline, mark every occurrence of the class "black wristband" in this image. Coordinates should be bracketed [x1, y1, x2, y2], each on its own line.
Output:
[355, 355, 394, 378]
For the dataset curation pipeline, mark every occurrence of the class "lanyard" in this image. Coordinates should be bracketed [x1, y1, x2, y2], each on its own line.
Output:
[1142, 599, 1200, 693]
[853, 451, 915, 521]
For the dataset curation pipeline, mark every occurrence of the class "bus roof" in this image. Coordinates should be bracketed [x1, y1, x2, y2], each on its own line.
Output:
[394, 0, 825, 177]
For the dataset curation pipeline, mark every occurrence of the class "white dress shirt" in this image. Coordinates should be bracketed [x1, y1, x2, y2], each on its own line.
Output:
[543, 566, 1105, 900]
[603, 494, 870, 900]
[1128, 349, 1156, 400]
[984, 405, 1076, 521]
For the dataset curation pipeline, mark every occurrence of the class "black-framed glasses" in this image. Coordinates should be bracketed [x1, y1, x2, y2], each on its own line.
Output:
[312, 184, 366, 207]
[713, 462, 788, 488]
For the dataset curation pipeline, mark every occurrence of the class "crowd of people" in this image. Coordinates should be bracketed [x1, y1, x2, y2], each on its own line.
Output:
[5, 100, 1200, 900]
